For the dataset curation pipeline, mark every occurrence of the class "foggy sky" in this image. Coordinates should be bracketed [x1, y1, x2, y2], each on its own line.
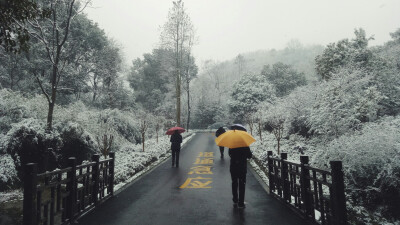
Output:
[84, 0, 400, 65]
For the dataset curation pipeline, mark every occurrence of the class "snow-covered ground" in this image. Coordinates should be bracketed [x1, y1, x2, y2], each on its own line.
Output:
[0, 132, 196, 204]
[114, 132, 195, 192]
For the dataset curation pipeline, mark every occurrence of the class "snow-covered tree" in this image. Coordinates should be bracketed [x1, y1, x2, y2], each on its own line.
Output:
[312, 116, 400, 219]
[0, 0, 51, 53]
[308, 68, 382, 139]
[315, 28, 374, 80]
[160, 0, 196, 127]
[229, 73, 276, 122]
[261, 62, 307, 97]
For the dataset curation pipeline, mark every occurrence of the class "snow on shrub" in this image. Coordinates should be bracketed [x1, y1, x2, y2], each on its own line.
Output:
[308, 69, 382, 139]
[0, 89, 186, 193]
[312, 116, 400, 219]
[0, 154, 18, 191]
[113, 136, 170, 184]
[0, 89, 48, 133]
[56, 121, 97, 167]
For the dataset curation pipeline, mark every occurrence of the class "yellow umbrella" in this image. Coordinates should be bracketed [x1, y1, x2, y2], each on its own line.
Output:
[215, 130, 256, 148]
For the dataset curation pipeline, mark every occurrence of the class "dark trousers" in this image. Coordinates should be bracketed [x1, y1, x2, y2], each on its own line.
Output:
[172, 149, 180, 166]
[219, 146, 224, 157]
[230, 169, 246, 204]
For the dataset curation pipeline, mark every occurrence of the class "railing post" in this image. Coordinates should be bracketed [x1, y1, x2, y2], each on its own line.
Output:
[66, 157, 77, 222]
[23, 163, 38, 225]
[267, 151, 274, 192]
[92, 154, 100, 205]
[300, 156, 313, 219]
[281, 153, 289, 202]
[109, 152, 115, 196]
[330, 161, 347, 225]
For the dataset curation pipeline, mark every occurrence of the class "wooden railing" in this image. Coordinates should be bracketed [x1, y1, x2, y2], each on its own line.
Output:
[266, 151, 347, 225]
[23, 152, 115, 225]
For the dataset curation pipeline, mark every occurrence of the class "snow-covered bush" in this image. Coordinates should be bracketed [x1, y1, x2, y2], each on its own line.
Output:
[98, 109, 141, 145]
[308, 69, 382, 139]
[113, 135, 171, 184]
[52, 102, 140, 150]
[1, 119, 62, 182]
[229, 73, 276, 122]
[0, 89, 48, 133]
[312, 116, 400, 219]
[0, 154, 18, 191]
[0, 90, 150, 191]
[57, 121, 97, 167]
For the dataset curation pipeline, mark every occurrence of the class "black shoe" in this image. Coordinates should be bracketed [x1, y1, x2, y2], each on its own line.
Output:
[238, 203, 245, 208]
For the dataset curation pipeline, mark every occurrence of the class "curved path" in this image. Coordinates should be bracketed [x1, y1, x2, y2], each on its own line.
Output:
[77, 133, 309, 225]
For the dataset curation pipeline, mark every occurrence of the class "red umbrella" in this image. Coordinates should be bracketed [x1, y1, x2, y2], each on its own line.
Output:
[166, 126, 186, 135]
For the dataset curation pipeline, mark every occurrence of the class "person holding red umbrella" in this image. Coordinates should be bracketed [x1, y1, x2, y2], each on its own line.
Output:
[170, 129, 183, 167]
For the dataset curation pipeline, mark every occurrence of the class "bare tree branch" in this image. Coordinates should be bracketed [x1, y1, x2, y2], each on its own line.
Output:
[34, 72, 51, 104]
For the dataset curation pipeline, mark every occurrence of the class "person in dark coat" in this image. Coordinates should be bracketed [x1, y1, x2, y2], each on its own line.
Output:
[215, 127, 226, 158]
[170, 130, 183, 167]
[229, 146, 252, 208]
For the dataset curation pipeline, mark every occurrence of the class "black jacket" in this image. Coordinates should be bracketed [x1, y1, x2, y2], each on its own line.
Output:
[229, 147, 252, 172]
[215, 127, 226, 137]
[170, 133, 182, 151]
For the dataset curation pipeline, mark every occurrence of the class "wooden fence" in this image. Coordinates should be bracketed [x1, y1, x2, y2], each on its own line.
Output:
[266, 151, 347, 225]
[23, 152, 115, 225]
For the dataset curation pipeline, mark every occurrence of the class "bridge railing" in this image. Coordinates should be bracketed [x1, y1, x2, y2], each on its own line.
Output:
[266, 151, 347, 225]
[23, 152, 115, 225]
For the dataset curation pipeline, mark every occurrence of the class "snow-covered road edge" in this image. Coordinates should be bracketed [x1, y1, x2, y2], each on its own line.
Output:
[249, 159, 270, 194]
[114, 132, 196, 193]
[0, 132, 197, 204]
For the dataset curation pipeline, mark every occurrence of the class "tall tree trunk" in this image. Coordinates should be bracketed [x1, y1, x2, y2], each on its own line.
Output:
[9, 68, 14, 90]
[175, 31, 181, 127]
[277, 138, 280, 155]
[186, 84, 190, 131]
[47, 102, 55, 130]
[176, 70, 181, 126]
[142, 133, 145, 152]
[47, 56, 58, 130]
[175, 22, 181, 127]
[156, 126, 159, 143]
[92, 74, 98, 102]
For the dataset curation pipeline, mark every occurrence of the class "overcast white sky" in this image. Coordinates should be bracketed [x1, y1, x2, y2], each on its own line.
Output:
[84, 0, 400, 65]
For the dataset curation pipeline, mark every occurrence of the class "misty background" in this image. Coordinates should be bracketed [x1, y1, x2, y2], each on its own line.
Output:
[1, 1, 400, 224]
[84, 0, 400, 64]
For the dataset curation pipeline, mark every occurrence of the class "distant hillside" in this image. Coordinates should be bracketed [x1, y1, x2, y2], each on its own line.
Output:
[239, 44, 324, 80]
[192, 43, 324, 102]
[188, 42, 324, 129]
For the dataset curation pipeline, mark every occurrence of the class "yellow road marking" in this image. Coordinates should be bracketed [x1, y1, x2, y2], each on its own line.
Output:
[194, 158, 214, 165]
[188, 166, 213, 175]
[180, 177, 212, 189]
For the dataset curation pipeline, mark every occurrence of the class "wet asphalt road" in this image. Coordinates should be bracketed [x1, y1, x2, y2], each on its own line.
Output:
[77, 133, 309, 225]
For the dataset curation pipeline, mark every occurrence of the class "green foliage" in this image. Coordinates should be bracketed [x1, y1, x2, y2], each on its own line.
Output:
[58, 121, 97, 167]
[128, 49, 171, 112]
[191, 99, 222, 129]
[313, 117, 400, 220]
[308, 69, 382, 138]
[229, 73, 276, 122]
[315, 28, 374, 80]
[261, 62, 307, 97]
[3, 119, 63, 178]
[0, 0, 51, 53]
[372, 29, 400, 116]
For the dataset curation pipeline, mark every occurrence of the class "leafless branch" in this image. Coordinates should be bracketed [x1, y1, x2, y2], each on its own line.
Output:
[34, 72, 51, 104]
[59, 0, 76, 47]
